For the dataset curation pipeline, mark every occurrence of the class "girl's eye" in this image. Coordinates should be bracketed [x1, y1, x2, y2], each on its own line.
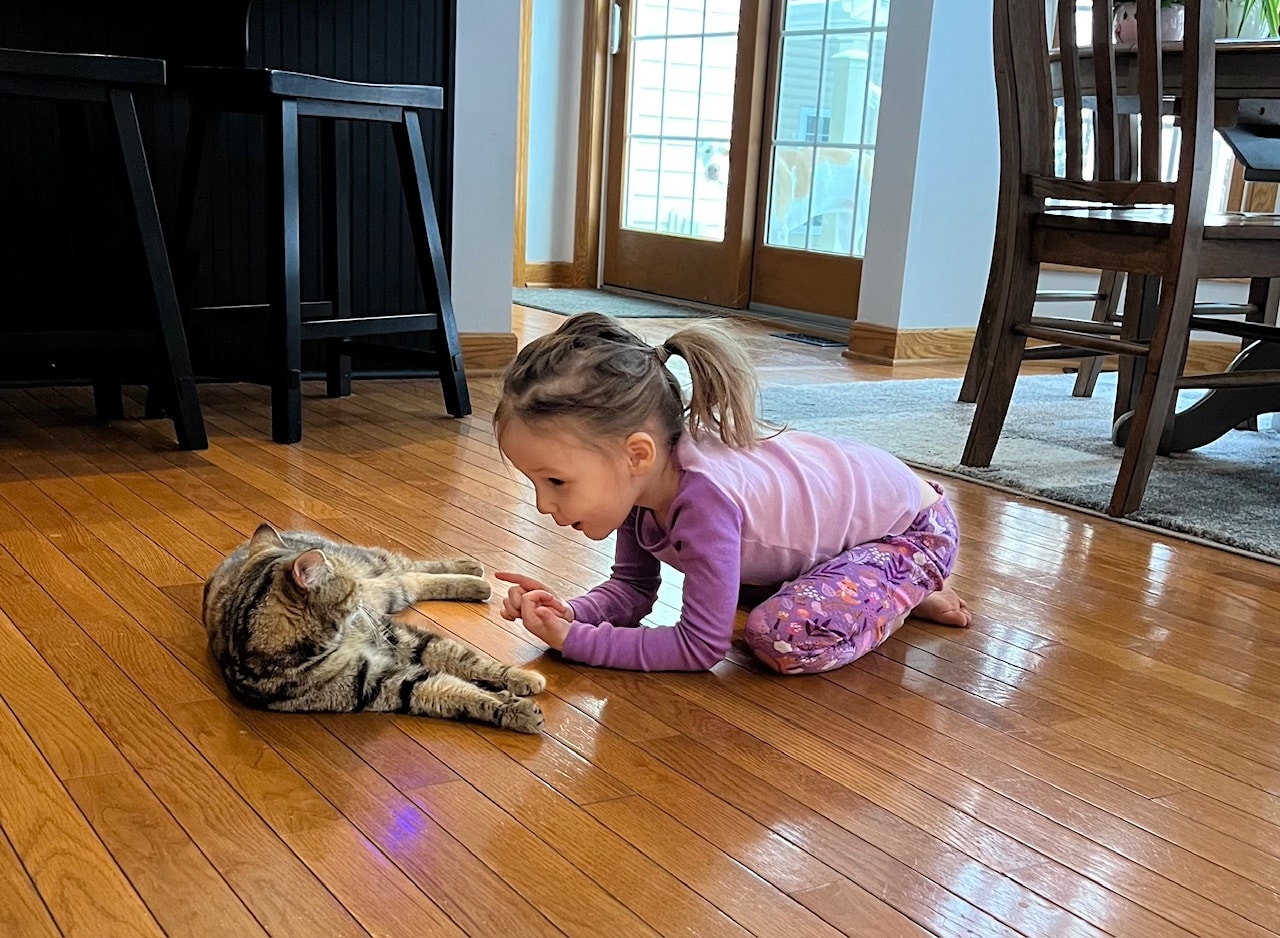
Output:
[547, 478, 565, 487]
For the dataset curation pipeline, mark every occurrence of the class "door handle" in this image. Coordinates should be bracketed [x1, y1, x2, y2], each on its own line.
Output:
[609, 2, 622, 55]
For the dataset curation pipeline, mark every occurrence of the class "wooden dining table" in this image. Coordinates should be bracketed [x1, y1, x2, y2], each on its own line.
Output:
[1051, 38, 1280, 451]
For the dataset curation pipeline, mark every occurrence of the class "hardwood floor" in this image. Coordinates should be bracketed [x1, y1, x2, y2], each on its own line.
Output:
[1, 305, 1278, 937]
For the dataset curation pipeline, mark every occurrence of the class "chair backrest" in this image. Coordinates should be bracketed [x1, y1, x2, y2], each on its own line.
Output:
[999, 0, 1215, 219]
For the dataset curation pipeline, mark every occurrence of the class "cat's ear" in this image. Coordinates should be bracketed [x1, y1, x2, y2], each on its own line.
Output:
[291, 549, 329, 590]
[249, 523, 285, 554]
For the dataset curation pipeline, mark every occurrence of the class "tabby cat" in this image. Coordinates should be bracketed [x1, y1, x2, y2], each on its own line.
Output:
[202, 523, 545, 733]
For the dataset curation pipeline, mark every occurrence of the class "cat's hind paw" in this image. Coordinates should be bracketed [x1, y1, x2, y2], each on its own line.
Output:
[504, 667, 546, 697]
[498, 695, 545, 735]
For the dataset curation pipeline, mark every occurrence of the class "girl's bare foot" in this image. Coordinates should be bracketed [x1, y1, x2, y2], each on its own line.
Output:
[911, 581, 971, 628]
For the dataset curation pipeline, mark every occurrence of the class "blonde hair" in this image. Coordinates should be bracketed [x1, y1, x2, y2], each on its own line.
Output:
[494, 312, 765, 449]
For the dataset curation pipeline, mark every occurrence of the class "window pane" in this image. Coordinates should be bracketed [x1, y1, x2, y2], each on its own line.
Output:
[622, 4, 737, 241]
[768, 0, 889, 256]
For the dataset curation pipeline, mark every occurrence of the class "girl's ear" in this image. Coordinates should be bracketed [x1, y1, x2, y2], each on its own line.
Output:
[249, 522, 285, 554]
[291, 549, 329, 590]
[623, 431, 657, 474]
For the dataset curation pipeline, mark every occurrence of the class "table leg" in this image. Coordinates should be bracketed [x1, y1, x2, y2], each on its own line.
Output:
[1114, 339, 1280, 452]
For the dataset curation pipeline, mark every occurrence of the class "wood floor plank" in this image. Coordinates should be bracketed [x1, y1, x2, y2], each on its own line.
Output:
[0, 528, 366, 937]
[0, 608, 129, 780]
[401, 778, 662, 937]
[168, 698, 468, 938]
[244, 709, 564, 937]
[591, 671, 1134, 938]
[0, 696, 164, 937]
[0, 307, 1276, 936]
[770, 660, 1280, 906]
[398, 717, 754, 938]
[0, 816, 63, 938]
[64, 770, 267, 937]
[583, 795, 872, 938]
[662, 668, 1278, 937]
[526, 695, 844, 896]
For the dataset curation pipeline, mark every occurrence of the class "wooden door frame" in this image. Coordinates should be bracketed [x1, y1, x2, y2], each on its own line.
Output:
[514, 0, 600, 288]
[571, 0, 613, 288]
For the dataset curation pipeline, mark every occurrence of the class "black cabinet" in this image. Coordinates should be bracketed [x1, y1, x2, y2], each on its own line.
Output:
[0, 0, 457, 382]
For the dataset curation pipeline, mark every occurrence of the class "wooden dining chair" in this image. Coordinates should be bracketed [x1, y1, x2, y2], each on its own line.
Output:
[963, 0, 1280, 517]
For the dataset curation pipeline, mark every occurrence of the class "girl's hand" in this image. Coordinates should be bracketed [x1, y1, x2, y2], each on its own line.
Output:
[519, 602, 573, 651]
[495, 571, 574, 626]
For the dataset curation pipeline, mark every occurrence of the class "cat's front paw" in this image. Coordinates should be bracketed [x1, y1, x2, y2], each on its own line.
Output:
[504, 667, 546, 696]
[449, 559, 485, 578]
[456, 575, 491, 602]
[497, 695, 544, 734]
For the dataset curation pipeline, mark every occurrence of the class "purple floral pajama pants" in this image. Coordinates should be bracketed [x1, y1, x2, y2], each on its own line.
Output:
[744, 484, 960, 675]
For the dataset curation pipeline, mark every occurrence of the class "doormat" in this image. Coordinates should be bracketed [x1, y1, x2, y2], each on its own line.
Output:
[513, 288, 704, 319]
[771, 332, 845, 347]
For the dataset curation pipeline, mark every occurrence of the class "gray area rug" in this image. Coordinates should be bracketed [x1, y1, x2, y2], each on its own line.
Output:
[762, 373, 1280, 563]
[513, 287, 705, 318]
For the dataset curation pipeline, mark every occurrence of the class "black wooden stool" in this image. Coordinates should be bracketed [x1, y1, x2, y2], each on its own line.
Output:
[0, 48, 207, 450]
[171, 4, 470, 444]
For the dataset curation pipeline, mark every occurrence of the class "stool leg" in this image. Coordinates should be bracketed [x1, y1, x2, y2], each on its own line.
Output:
[393, 109, 470, 418]
[321, 119, 352, 398]
[265, 98, 303, 443]
[108, 89, 207, 450]
[174, 103, 218, 312]
[57, 100, 126, 422]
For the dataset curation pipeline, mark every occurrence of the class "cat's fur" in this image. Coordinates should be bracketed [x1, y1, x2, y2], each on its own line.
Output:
[202, 523, 545, 734]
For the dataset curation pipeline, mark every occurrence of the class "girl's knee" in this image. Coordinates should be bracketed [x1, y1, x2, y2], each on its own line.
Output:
[744, 601, 870, 675]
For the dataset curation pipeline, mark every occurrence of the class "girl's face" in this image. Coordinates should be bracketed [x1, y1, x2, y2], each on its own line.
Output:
[498, 418, 651, 541]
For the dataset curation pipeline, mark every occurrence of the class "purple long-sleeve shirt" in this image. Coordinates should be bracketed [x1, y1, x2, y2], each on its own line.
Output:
[561, 431, 924, 671]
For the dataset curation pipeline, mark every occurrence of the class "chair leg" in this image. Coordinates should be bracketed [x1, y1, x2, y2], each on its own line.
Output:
[392, 109, 471, 418]
[961, 257, 1040, 467]
[1072, 269, 1124, 398]
[1108, 270, 1197, 517]
[265, 99, 304, 444]
[321, 119, 352, 398]
[107, 88, 207, 450]
[1113, 273, 1160, 427]
[959, 256, 1010, 403]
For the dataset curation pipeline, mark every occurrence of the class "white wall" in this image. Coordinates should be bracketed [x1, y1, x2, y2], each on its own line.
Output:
[859, 0, 1001, 330]
[856, 0, 935, 329]
[526, 0, 582, 263]
[452, 0, 520, 333]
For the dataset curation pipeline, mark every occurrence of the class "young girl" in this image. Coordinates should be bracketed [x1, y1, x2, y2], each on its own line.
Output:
[493, 313, 969, 674]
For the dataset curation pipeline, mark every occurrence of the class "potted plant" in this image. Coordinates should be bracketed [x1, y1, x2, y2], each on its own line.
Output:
[1113, 0, 1186, 43]
[1216, 0, 1280, 38]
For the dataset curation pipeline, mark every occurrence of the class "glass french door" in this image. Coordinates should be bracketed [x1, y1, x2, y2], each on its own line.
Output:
[602, 0, 890, 321]
[602, 0, 768, 307]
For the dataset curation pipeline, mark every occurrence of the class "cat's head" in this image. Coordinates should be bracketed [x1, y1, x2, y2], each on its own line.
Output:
[248, 523, 356, 615]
